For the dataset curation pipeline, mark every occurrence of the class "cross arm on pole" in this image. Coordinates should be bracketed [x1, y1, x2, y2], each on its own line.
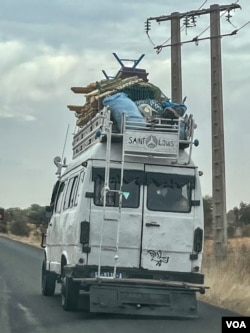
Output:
[146, 3, 241, 23]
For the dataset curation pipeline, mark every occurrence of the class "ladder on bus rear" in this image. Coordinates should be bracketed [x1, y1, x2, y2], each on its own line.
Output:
[97, 111, 125, 278]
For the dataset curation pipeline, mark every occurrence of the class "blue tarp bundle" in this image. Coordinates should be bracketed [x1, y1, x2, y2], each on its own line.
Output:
[103, 92, 145, 132]
[103, 92, 187, 139]
[161, 100, 187, 118]
[161, 101, 187, 140]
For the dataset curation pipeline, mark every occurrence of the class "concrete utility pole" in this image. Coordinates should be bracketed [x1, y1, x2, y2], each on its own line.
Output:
[146, 3, 241, 257]
[210, 5, 227, 257]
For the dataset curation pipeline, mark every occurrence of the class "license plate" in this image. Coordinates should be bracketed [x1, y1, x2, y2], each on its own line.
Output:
[94, 272, 123, 278]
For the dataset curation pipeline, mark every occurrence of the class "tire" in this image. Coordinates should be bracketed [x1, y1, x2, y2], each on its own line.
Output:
[41, 260, 56, 296]
[61, 275, 79, 311]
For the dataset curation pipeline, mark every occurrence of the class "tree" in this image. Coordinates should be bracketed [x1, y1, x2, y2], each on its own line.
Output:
[26, 204, 47, 225]
[7, 207, 29, 236]
[238, 202, 250, 226]
[226, 208, 237, 237]
[226, 202, 250, 237]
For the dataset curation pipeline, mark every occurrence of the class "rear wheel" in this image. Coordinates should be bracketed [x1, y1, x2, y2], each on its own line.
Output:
[41, 260, 56, 296]
[61, 272, 79, 311]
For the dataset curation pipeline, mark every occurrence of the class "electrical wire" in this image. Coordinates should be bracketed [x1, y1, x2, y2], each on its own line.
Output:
[198, 0, 208, 10]
[146, 29, 156, 47]
[154, 18, 250, 50]
[237, 20, 250, 32]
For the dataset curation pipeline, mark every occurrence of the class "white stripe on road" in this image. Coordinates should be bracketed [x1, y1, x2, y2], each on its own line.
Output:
[17, 302, 44, 333]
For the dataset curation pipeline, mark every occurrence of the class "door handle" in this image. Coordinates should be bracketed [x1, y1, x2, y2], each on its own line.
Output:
[146, 222, 160, 227]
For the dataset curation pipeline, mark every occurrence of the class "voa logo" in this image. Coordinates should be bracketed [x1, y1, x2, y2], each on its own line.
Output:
[226, 320, 246, 329]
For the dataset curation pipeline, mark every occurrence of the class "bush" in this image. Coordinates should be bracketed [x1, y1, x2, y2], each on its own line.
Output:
[10, 220, 30, 236]
[242, 225, 250, 237]
[228, 225, 236, 238]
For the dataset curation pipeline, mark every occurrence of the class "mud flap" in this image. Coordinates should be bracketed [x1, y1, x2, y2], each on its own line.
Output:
[89, 283, 198, 318]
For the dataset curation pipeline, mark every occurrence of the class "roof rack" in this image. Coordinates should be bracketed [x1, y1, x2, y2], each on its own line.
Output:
[72, 107, 196, 164]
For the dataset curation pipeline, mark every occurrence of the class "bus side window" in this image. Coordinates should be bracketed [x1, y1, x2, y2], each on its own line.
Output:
[64, 176, 79, 210]
[74, 171, 85, 206]
[50, 180, 60, 207]
[68, 176, 80, 208]
[55, 182, 65, 213]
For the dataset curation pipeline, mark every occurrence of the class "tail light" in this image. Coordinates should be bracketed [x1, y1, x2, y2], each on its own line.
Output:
[80, 220, 91, 253]
[193, 227, 203, 252]
[190, 228, 203, 261]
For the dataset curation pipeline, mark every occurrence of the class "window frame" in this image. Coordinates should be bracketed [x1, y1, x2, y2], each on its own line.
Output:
[55, 182, 65, 213]
[74, 170, 85, 206]
[92, 168, 142, 209]
[146, 173, 194, 213]
[63, 175, 79, 210]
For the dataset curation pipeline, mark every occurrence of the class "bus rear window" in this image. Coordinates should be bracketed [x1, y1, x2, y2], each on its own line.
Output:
[146, 173, 194, 213]
[93, 169, 141, 208]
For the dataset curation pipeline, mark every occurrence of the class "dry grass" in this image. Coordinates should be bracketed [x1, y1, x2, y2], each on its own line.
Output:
[199, 237, 250, 316]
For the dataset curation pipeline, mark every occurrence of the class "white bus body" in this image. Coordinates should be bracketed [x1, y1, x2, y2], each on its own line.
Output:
[41, 75, 206, 318]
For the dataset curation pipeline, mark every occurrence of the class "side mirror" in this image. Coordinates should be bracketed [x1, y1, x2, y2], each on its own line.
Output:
[45, 205, 53, 219]
[41, 232, 47, 248]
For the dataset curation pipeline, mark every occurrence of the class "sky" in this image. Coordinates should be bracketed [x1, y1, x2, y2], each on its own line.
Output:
[0, 0, 249, 210]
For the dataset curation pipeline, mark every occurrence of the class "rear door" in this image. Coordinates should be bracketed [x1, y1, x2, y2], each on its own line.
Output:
[88, 165, 144, 269]
[141, 164, 196, 273]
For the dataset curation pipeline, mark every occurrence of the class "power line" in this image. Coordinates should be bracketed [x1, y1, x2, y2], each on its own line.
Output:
[146, 2, 242, 53]
[155, 30, 238, 50]
[196, 1, 240, 40]
[146, 0, 209, 50]
[154, 18, 250, 50]
[198, 0, 208, 10]
[237, 19, 250, 31]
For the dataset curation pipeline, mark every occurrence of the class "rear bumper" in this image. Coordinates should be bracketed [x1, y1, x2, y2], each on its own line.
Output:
[79, 278, 205, 318]
[64, 265, 208, 318]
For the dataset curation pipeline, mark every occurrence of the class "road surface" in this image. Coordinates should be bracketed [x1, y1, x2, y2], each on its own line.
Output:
[0, 236, 239, 333]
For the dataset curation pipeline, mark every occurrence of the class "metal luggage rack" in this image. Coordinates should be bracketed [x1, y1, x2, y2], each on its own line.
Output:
[123, 114, 194, 140]
[72, 111, 106, 159]
[72, 107, 196, 161]
[117, 113, 196, 163]
[124, 117, 180, 134]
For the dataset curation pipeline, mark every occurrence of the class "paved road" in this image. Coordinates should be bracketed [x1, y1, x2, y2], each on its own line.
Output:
[0, 236, 239, 333]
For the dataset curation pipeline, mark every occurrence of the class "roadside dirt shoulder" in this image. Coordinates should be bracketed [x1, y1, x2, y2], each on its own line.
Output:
[0, 232, 41, 248]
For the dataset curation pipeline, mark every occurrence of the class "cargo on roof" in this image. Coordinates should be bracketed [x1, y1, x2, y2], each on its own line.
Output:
[67, 76, 166, 127]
